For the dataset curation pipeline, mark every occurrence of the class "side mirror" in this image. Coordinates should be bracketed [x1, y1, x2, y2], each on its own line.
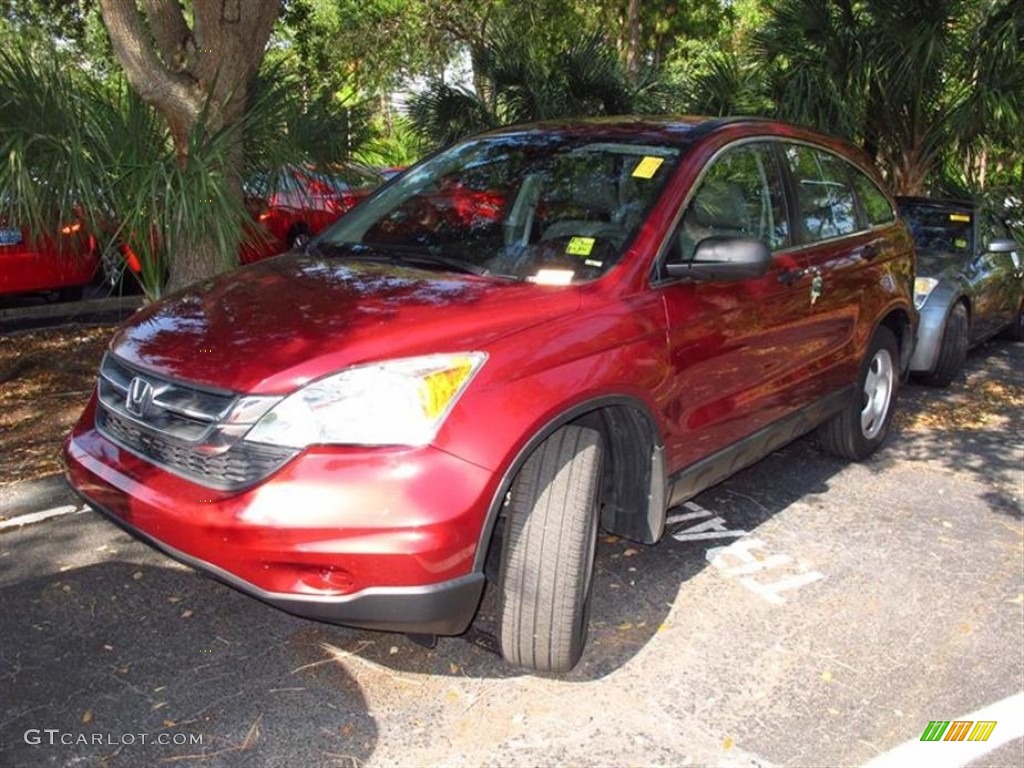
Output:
[665, 236, 772, 281]
[987, 238, 1018, 254]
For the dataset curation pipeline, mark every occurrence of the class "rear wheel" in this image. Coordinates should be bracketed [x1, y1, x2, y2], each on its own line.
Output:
[921, 303, 969, 387]
[288, 224, 311, 250]
[1001, 298, 1023, 342]
[497, 425, 603, 673]
[818, 326, 898, 460]
[54, 284, 84, 302]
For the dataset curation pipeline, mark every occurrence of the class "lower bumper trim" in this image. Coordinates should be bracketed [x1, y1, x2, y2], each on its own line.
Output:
[71, 480, 486, 636]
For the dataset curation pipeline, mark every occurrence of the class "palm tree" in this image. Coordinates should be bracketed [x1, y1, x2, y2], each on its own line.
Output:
[754, 0, 1023, 196]
[680, 50, 772, 117]
[408, 24, 642, 148]
[0, 45, 370, 299]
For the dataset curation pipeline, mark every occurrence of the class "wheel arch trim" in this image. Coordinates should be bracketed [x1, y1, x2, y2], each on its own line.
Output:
[472, 394, 667, 572]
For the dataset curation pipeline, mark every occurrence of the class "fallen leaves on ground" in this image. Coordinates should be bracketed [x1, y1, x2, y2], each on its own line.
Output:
[0, 324, 113, 484]
[897, 378, 1024, 432]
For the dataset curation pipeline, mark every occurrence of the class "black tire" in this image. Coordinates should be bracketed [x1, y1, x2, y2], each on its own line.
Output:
[921, 303, 969, 387]
[818, 326, 899, 460]
[96, 247, 143, 296]
[288, 225, 311, 250]
[54, 284, 84, 302]
[498, 425, 603, 673]
[1001, 299, 1023, 342]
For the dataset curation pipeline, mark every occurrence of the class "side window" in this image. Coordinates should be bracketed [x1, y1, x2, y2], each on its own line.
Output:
[784, 145, 859, 242]
[675, 142, 790, 261]
[849, 170, 896, 226]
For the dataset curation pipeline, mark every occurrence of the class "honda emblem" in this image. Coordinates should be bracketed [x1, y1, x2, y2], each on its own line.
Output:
[125, 376, 154, 417]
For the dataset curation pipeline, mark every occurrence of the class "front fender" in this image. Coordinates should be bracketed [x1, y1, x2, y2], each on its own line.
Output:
[911, 281, 968, 374]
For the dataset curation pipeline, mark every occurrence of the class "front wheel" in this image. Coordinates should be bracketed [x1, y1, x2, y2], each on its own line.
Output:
[817, 326, 898, 460]
[921, 303, 969, 387]
[1001, 298, 1023, 342]
[497, 425, 603, 673]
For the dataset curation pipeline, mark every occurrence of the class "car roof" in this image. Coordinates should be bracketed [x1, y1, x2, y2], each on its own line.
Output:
[471, 115, 874, 172]
[473, 115, 799, 145]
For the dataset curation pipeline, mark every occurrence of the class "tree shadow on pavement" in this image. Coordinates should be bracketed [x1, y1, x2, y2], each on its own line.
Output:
[0, 556, 378, 768]
[3, 343, 1018, 703]
[878, 340, 1023, 520]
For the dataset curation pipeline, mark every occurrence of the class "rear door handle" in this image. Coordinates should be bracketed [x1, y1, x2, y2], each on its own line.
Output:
[858, 243, 880, 260]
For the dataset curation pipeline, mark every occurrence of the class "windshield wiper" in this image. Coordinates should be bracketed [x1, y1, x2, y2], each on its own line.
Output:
[319, 242, 491, 276]
[391, 251, 490, 277]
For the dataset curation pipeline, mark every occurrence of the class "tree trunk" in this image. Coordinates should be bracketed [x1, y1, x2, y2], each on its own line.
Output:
[98, 0, 280, 293]
[624, 0, 641, 81]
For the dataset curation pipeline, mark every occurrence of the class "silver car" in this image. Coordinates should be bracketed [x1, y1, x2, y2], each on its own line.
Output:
[898, 197, 1023, 386]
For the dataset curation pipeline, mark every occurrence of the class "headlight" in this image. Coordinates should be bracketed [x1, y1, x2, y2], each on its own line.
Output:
[913, 277, 939, 309]
[244, 352, 486, 448]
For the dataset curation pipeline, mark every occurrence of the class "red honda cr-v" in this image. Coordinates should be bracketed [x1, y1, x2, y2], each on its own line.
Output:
[65, 117, 916, 672]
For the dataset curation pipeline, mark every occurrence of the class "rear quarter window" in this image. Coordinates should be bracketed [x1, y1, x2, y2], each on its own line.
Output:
[784, 144, 860, 242]
[848, 170, 896, 227]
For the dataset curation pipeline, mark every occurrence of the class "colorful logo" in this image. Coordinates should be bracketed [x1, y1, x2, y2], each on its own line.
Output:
[920, 720, 997, 742]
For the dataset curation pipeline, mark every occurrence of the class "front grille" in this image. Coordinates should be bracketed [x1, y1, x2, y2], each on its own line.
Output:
[98, 409, 292, 490]
[98, 355, 234, 441]
[94, 354, 292, 491]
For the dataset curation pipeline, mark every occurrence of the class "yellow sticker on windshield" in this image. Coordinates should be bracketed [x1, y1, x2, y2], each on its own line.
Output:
[566, 236, 596, 256]
[954, 238, 968, 249]
[632, 156, 664, 179]
[949, 213, 971, 222]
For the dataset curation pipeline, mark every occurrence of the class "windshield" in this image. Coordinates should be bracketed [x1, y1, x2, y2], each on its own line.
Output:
[902, 203, 975, 258]
[317, 132, 680, 283]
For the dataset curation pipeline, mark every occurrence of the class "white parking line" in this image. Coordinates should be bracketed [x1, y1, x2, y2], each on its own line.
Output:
[0, 504, 86, 530]
[667, 501, 826, 604]
[862, 690, 1024, 768]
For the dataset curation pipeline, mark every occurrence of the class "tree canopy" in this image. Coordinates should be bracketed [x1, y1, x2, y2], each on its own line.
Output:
[1, 0, 1021, 294]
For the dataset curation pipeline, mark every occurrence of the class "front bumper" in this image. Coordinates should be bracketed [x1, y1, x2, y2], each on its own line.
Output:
[909, 298, 952, 373]
[63, 397, 494, 635]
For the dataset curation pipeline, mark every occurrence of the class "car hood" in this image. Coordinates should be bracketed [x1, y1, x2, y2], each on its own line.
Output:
[109, 254, 582, 394]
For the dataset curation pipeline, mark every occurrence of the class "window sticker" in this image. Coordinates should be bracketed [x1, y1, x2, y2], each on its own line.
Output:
[531, 269, 574, 285]
[584, 259, 603, 268]
[632, 156, 665, 179]
[954, 238, 968, 249]
[949, 213, 971, 222]
[566, 236, 596, 256]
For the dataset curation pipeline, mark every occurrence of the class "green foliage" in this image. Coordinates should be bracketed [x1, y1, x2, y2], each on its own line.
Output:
[247, 63, 374, 169]
[3, 0, 1020, 272]
[0, 42, 373, 299]
[672, 50, 773, 117]
[753, 0, 1023, 195]
[354, 115, 426, 168]
[0, 45, 108, 242]
[277, 0, 472, 95]
[408, 22, 641, 148]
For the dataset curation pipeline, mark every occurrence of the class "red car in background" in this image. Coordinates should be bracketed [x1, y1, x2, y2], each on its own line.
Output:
[0, 219, 98, 301]
[241, 164, 383, 263]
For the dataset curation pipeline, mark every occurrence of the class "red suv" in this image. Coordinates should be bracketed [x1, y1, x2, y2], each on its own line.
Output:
[65, 118, 916, 672]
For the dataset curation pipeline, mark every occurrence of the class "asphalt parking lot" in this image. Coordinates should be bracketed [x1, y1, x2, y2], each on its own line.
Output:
[1, 342, 1021, 768]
